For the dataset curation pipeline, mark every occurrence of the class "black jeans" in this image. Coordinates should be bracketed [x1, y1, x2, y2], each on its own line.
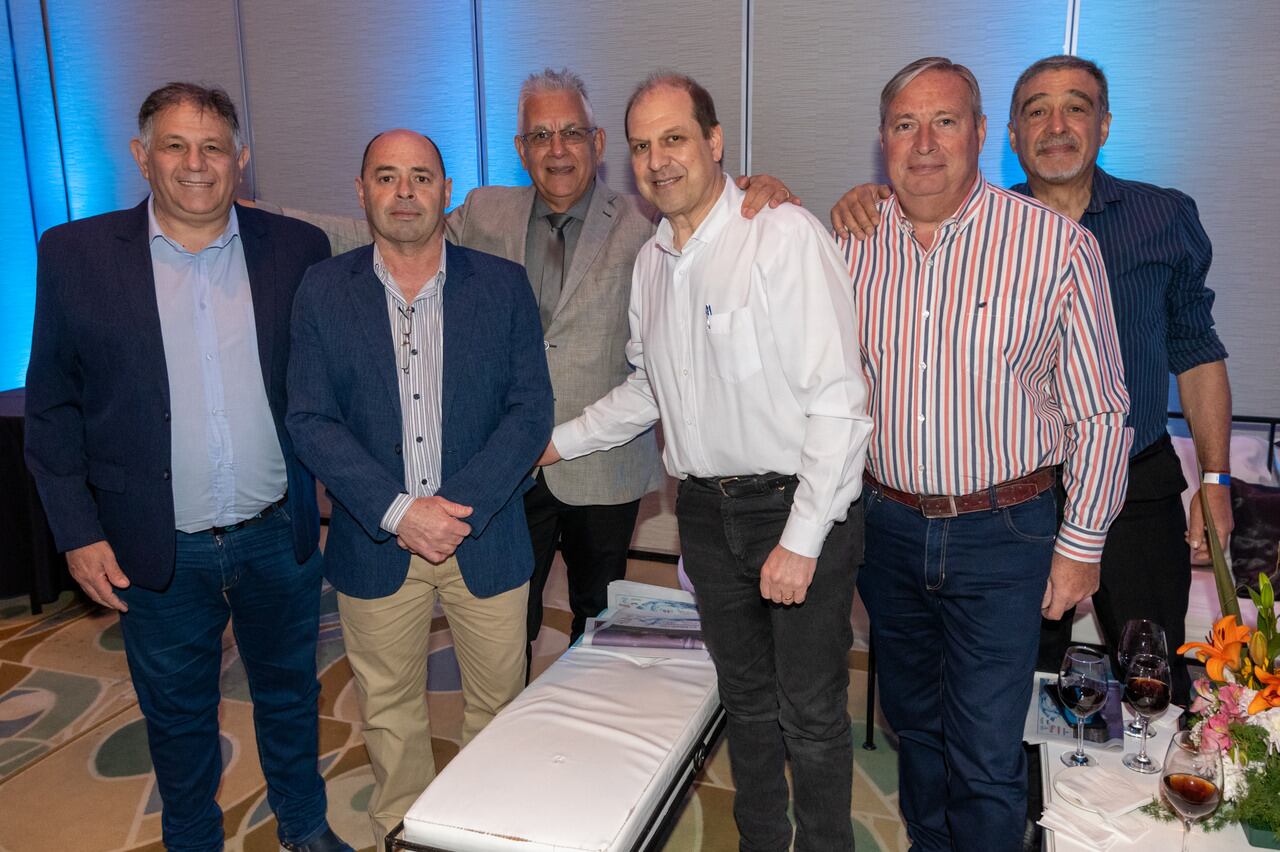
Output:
[524, 471, 641, 651]
[676, 476, 861, 852]
[1037, 436, 1192, 701]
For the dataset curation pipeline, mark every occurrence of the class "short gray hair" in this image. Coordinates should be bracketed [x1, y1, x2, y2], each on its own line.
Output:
[138, 82, 241, 149]
[517, 68, 594, 132]
[1009, 55, 1109, 122]
[879, 57, 983, 128]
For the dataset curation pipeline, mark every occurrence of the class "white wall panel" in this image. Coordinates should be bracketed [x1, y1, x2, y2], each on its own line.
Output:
[478, 0, 746, 196]
[751, 1, 1066, 225]
[241, 0, 479, 218]
[1078, 0, 1280, 416]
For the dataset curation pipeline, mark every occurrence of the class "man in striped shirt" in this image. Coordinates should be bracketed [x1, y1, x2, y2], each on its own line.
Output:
[833, 55, 1232, 705]
[840, 57, 1131, 851]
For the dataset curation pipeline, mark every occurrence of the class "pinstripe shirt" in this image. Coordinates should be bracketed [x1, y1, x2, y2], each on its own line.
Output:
[841, 175, 1133, 562]
[1013, 168, 1227, 456]
[374, 244, 446, 533]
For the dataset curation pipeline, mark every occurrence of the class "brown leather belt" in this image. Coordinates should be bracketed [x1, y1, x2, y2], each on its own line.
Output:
[864, 469, 1054, 519]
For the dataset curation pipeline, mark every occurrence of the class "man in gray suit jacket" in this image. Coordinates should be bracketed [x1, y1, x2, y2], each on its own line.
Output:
[262, 68, 794, 664]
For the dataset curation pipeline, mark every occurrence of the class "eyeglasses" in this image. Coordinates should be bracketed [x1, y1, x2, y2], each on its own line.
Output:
[518, 127, 597, 148]
[397, 305, 414, 375]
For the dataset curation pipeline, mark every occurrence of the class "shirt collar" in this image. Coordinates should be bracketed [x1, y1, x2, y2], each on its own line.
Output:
[887, 173, 988, 239]
[1084, 166, 1121, 215]
[532, 180, 596, 223]
[654, 172, 734, 256]
[147, 196, 239, 253]
[373, 239, 447, 304]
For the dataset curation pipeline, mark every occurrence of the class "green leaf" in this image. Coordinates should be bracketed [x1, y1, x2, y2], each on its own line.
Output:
[1202, 488, 1242, 620]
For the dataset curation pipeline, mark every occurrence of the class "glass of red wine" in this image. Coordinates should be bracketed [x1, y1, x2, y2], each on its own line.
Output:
[1058, 645, 1109, 767]
[1161, 731, 1223, 851]
[1122, 652, 1171, 774]
[1117, 619, 1167, 737]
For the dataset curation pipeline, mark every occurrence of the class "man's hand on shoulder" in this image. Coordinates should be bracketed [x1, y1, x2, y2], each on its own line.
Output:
[67, 541, 130, 611]
[736, 175, 802, 219]
[759, 544, 818, 605]
[396, 496, 473, 563]
[831, 183, 891, 240]
[1041, 553, 1101, 620]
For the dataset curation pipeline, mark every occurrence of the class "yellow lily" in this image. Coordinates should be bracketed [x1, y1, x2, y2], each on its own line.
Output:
[1178, 615, 1252, 682]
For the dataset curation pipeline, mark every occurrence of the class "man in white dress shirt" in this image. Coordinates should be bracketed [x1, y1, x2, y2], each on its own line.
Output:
[539, 73, 873, 851]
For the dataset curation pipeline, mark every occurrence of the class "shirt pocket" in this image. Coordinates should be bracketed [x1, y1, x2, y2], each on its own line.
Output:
[705, 307, 763, 383]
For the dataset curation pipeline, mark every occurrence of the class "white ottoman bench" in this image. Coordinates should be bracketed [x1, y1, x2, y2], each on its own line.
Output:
[386, 644, 724, 852]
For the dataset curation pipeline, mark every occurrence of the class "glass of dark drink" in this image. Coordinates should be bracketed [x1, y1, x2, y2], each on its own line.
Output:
[1122, 652, 1171, 774]
[1058, 645, 1109, 767]
[1161, 731, 1223, 851]
[1117, 619, 1167, 736]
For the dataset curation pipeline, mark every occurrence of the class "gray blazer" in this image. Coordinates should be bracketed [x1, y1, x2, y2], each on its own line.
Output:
[267, 180, 662, 506]
[447, 182, 662, 506]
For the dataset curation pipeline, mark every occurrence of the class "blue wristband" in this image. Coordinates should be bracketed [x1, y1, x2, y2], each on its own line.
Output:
[1201, 472, 1231, 486]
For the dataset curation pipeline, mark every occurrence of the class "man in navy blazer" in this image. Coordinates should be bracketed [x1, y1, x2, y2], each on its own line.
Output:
[287, 129, 552, 842]
[24, 84, 351, 852]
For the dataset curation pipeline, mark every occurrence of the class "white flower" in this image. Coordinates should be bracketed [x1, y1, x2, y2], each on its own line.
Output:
[1238, 687, 1258, 716]
[1222, 757, 1249, 803]
[1250, 706, 1280, 755]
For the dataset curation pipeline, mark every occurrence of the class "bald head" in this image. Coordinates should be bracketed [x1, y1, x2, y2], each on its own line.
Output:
[361, 129, 446, 179]
[355, 128, 453, 252]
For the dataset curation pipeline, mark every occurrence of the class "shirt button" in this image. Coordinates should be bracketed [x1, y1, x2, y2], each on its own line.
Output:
[917, 464, 926, 471]
[922, 310, 930, 319]
[926, 258, 934, 268]
[416, 436, 423, 443]
[411, 348, 418, 355]
[918, 415, 926, 422]
[684, 418, 693, 425]
[420, 478, 428, 485]
[920, 362, 927, 371]
[162, 469, 171, 480]
[682, 369, 689, 376]
[413, 393, 420, 400]
[205, 354, 213, 361]
[163, 411, 171, 422]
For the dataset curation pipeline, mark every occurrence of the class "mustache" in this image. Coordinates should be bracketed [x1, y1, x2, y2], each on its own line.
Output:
[1036, 133, 1079, 153]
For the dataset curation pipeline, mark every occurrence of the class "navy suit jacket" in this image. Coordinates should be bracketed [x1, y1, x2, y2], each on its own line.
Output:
[286, 241, 553, 600]
[24, 200, 330, 591]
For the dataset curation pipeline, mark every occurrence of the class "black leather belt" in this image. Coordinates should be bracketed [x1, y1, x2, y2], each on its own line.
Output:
[687, 473, 798, 498]
[197, 493, 288, 536]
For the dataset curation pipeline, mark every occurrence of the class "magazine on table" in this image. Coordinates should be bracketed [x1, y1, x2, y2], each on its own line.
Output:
[1024, 675, 1126, 750]
[581, 581, 708, 660]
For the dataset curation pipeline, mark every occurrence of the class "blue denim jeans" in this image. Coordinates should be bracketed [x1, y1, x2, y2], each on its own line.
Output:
[118, 510, 326, 851]
[859, 486, 1055, 852]
[676, 478, 861, 852]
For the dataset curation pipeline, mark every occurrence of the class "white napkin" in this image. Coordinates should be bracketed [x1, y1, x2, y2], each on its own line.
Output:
[1054, 765, 1150, 819]
[1039, 803, 1122, 849]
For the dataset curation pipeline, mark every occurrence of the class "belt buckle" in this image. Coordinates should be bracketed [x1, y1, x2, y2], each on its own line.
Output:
[920, 495, 958, 519]
[716, 476, 743, 497]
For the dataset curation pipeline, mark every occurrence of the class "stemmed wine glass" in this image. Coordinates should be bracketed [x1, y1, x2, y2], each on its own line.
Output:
[1058, 645, 1109, 766]
[1161, 731, 1223, 851]
[1118, 619, 1168, 737]
[1122, 652, 1172, 773]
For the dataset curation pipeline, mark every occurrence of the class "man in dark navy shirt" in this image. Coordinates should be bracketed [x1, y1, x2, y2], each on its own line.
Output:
[831, 55, 1232, 702]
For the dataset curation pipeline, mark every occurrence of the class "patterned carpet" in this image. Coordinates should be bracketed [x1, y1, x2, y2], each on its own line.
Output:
[0, 557, 907, 851]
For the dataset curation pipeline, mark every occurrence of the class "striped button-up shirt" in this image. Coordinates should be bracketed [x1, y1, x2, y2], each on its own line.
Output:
[375, 243, 446, 533]
[841, 175, 1132, 562]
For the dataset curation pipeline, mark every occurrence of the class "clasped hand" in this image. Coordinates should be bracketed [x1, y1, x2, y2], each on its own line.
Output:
[396, 495, 473, 563]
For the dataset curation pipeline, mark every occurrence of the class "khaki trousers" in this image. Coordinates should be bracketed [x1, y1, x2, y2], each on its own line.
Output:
[337, 553, 528, 844]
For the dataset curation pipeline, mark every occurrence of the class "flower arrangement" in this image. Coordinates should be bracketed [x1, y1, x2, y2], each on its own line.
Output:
[1157, 572, 1280, 841]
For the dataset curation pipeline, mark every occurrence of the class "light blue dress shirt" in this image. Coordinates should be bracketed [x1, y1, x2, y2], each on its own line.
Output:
[148, 199, 287, 532]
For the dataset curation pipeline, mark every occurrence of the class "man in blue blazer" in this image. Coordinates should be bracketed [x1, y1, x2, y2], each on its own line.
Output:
[24, 84, 351, 852]
[287, 129, 552, 842]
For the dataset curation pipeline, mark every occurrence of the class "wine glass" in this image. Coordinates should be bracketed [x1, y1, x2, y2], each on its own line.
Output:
[1118, 619, 1167, 736]
[1161, 731, 1223, 852]
[1058, 645, 1109, 766]
[1122, 652, 1172, 774]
